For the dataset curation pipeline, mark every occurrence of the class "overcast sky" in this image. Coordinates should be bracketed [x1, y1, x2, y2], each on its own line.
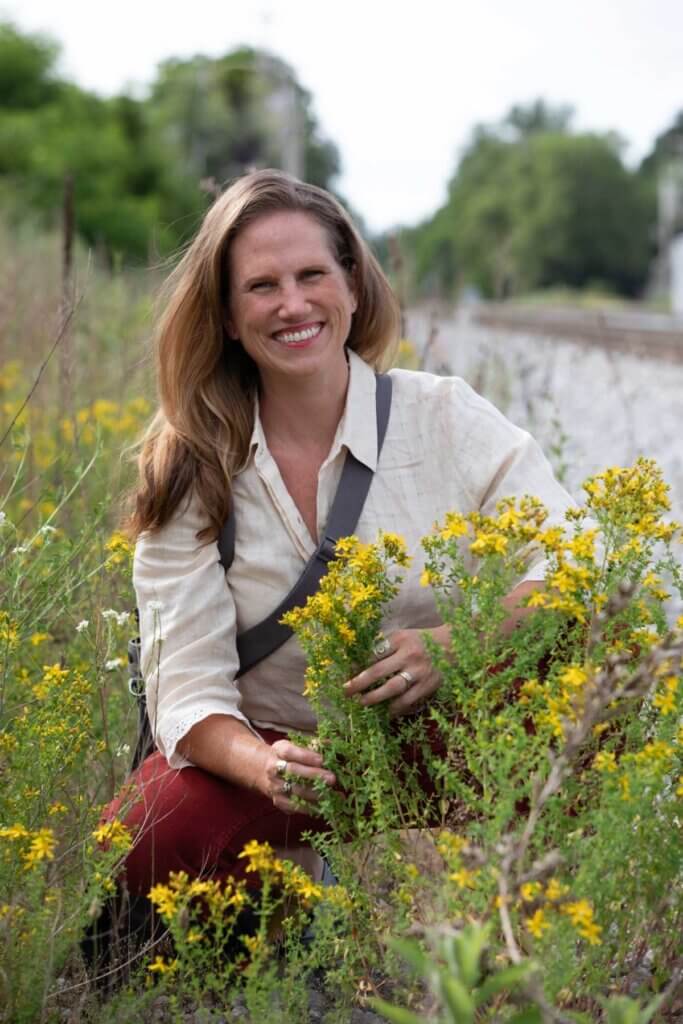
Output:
[3, 0, 683, 233]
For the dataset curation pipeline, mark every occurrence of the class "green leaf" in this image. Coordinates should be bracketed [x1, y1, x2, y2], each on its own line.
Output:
[474, 962, 534, 1006]
[507, 1007, 543, 1024]
[440, 975, 476, 1023]
[388, 936, 432, 978]
[605, 995, 645, 1024]
[451, 923, 489, 988]
[368, 996, 425, 1024]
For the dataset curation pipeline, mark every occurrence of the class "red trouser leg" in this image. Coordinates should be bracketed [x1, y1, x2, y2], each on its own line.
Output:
[103, 729, 324, 899]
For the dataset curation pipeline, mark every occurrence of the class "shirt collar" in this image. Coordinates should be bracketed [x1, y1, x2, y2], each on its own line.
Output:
[245, 348, 378, 471]
[331, 349, 378, 470]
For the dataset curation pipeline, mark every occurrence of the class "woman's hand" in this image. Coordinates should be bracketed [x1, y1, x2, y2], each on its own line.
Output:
[264, 739, 336, 816]
[343, 625, 449, 718]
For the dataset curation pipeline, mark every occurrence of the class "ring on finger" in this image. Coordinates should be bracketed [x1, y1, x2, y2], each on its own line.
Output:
[282, 779, 293, 796]
[275, 758, 288, 778]
[373, 636, 392, 659]
[398, 669, 415, 688]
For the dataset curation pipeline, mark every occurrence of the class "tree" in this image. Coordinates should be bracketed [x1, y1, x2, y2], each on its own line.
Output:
[0, 24, 341, 263]
[405, 100, 653, 299]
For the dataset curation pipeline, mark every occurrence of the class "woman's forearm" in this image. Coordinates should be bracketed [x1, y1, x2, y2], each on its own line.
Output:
[176, 713, 271, 793]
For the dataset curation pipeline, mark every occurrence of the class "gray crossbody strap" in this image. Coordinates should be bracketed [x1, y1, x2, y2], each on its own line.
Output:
[228, 372, 392, 678]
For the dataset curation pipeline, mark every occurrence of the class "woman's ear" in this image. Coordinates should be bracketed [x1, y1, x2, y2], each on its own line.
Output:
[224, 314, 238, 341]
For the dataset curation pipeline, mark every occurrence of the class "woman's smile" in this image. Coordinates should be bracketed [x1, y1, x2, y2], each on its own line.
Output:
[271, 321, 324, 347]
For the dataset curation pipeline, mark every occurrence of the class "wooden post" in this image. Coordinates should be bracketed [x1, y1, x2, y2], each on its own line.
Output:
[59, 173, 76, 449]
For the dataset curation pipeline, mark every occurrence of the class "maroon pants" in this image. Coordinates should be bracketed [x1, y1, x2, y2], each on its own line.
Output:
[104, 729, 326, 898]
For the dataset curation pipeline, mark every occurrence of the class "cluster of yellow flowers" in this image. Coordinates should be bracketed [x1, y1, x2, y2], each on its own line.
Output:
[0, 824, 56, 871]
[423, 495, 551, 590]
[105, 531, 134, 570]
[1, 356, 152, 469]
[92, 819, 133, 853]
[239, 840, 325, 908]
[149, 869, 249, 923]
[583, 458, 679, 542]
[283, 532, 410, 698]
[520, 879, 601, 945]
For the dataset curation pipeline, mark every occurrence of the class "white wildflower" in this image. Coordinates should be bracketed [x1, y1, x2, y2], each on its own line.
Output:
[147, 600, 165, 613]
[75, 620, 89, 633]
[39, 524, 57, 535]
[104, 658, 123, 671]
[115, 742, 131, 758]
[102, 609, 129, 626]
[12, 544, 29, 555]
[0, 511, 7, 526]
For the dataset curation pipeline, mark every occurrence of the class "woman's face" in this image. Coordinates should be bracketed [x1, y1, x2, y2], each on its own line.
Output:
[226, 210, 358, 392]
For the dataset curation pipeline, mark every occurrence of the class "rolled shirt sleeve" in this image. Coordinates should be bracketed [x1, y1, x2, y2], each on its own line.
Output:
[133, 493, 259, 769]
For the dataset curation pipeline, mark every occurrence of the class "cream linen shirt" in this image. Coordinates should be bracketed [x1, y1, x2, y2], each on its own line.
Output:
[134, 350, 575, 769]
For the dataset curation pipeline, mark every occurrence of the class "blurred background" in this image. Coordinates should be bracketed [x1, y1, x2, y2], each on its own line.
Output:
[1, 0, 682, 518]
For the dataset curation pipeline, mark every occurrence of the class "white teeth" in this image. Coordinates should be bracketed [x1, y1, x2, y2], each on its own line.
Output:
[275, 325, 320, 343]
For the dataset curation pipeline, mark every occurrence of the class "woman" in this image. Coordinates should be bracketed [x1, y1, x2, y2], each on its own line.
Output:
[107, 169, 574, 901]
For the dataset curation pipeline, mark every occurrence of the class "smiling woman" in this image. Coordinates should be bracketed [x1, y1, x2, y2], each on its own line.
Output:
[226, 210, 358, 396]
[97, 169, 575, 955]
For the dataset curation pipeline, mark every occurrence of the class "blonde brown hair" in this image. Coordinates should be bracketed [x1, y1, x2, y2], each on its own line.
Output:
[129, 169, 401, 541]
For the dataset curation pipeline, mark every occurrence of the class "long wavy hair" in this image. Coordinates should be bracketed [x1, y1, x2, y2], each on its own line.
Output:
[128, 169, 401, 542]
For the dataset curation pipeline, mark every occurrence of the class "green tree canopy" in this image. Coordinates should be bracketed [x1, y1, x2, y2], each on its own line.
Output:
[406, 101, 653, 299]
[0, 24, 340, 263]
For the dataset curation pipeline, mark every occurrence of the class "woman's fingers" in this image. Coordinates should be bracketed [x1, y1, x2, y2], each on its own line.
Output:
[344, 651, 406, 696]
[354, 671, 414, 707]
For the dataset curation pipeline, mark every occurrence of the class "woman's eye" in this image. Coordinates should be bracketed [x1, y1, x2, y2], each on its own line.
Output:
[301, 269, 323, 281]
[251, 281, 274, 292]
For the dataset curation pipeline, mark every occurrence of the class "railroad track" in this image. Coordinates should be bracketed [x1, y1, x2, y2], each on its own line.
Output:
[472, 305, 683, 363]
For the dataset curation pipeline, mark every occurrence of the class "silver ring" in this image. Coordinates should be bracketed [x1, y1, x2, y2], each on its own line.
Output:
[275, 758, 288, 779]
[398, 670, 414, 687]
[373, 636, 392, 659]
[282, 779, 293, 796]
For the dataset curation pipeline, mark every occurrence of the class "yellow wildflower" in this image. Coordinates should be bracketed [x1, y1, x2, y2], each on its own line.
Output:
[380, 531, 410, 565]
[526, 909, 551, 938]
[653, 675, 678, 716]
[470, 531, 508, 556]
[561, 900, 602, 945]
[545, 878, 569, 902]
[92, 819, 133, 852]
[0, 824, 29, 841]
[520, 882, 542, 902]
[149, 883, 180, 919]
[147, 956, 178, 974]
[23, 828, 56, 870]
[592, 751, 617, 774]
[30, 633, 50, 647]
[439, 512, 469, 541]
[449, 867, 478, 889]
[337, 621, 356, 644]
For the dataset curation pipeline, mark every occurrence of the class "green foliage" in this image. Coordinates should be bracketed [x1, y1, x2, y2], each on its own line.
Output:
[283, 459, 683, 1020]
[405, 101, 654, 300]
[0, 22, 339, 264]
[0, 22, 60, 110]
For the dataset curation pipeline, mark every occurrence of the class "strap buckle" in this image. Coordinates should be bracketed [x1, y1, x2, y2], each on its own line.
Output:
[316, 535, 338, 565]
[127, 636, 145, 697]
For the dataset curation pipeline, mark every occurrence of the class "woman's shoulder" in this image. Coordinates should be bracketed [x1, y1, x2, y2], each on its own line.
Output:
[387, 367, 518, 433]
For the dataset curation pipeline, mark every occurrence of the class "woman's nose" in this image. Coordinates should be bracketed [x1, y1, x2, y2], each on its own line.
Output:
[278, 281, 310, 319]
